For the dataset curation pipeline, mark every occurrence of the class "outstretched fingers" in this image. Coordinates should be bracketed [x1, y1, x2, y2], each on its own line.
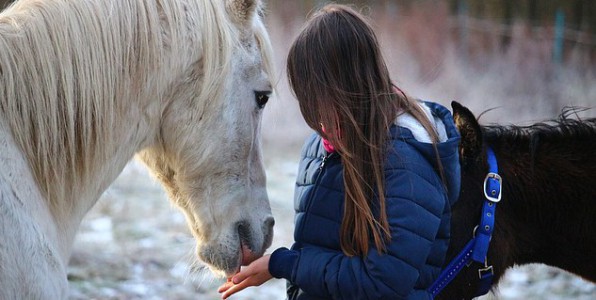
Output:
[217, 255, 273, 299]
[219, 278, 253, 299]
[218, 278, 235, 294]
[220, 265, 256, 298]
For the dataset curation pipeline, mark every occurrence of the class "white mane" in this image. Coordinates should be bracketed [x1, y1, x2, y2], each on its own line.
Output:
[0, 0, 246, 214]
[0, 1, 275, 296]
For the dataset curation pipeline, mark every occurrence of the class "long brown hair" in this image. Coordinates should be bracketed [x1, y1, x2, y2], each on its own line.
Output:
[287, 4, 439, 256]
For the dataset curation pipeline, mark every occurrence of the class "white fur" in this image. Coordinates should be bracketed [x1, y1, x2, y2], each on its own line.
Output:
[0, 0, 274, 298]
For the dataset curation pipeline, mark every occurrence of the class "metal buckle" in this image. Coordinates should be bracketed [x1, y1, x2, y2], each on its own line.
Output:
[478, 265, 494, 279]
[483, 173, 502, 203]
[478, 256, 494, 278]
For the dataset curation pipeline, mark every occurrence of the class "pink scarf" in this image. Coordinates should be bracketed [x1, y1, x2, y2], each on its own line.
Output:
[322, 137, 335, 153]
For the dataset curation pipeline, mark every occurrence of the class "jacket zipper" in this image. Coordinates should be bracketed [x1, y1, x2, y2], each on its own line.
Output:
[297, 152, 334, 240]
[319, 152, 331, 170]
[305, 153, 331, 211]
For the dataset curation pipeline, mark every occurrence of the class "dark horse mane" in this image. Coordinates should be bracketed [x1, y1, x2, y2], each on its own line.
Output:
[484, 108, 596, 157]
[438, 102, 596, 300]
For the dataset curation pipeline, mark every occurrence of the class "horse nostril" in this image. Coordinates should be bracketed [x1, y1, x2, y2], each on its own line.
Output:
[264, 217, 275, 229]
[237, 221, 250, 239]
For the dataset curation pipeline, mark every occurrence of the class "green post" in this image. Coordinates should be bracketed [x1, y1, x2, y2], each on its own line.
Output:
[553, 9, 565, 64]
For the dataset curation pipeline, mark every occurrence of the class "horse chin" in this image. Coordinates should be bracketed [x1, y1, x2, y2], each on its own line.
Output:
[196, 243, 241, 278]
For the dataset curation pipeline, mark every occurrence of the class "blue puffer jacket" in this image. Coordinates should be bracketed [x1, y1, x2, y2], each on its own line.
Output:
[269, 102, 461, 300]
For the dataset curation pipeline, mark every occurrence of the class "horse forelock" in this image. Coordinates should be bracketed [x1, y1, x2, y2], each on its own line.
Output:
[0, 0, 245, 214]
[253, 8, 274, 87]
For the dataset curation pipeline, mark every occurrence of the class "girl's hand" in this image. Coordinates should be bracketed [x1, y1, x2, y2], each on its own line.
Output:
[217, 254, 273, 299]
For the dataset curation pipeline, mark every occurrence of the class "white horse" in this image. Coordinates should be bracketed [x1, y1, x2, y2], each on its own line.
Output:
[0, 0, 274, 298]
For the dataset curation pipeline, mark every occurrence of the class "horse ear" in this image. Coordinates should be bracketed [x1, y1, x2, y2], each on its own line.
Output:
[226, 0, 259, 26]
[452, 101, 483, 165]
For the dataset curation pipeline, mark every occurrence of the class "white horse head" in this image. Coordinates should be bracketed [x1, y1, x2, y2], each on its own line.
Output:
[0, 0, 274, 297]
[138, 0, 275, 276]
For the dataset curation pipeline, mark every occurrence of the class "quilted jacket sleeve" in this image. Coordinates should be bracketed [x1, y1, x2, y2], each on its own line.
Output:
[270, 151, 447, 300]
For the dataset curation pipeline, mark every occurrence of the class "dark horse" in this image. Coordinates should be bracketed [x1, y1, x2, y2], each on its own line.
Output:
[437, 102, 596, 299]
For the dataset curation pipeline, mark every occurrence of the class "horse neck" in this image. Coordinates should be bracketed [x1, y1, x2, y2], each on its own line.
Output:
[0, 0, 172, 229]
[488, 136, 596, 281]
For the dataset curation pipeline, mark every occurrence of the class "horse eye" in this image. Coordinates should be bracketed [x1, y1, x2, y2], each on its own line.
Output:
[254, 91, 271, 109]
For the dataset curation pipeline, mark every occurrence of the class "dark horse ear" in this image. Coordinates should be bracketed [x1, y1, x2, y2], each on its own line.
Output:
[451, 101, 483, 166]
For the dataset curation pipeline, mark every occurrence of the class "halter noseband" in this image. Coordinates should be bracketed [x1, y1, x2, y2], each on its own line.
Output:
[428, 147, 502, 298]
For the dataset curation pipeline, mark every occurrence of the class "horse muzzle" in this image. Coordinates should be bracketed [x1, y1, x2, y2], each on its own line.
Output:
[197, 216, 274, 277]
[237, 217, 275, 266]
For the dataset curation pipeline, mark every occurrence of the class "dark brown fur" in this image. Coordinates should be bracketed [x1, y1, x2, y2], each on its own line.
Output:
[437, 101, 596, 299]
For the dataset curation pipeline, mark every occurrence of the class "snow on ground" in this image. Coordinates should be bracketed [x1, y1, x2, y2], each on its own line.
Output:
[68, 155, 595, 300]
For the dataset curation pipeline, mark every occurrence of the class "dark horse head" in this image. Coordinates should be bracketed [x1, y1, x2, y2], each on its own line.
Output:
[437, 101, 596, 299]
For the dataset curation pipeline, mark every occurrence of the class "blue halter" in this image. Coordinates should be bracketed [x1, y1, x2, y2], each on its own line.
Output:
[428, 147, 502, 298]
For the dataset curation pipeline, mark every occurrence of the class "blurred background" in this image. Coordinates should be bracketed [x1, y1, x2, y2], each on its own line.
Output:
[262, 0, 596, 157]
[2, 0, 593, 299]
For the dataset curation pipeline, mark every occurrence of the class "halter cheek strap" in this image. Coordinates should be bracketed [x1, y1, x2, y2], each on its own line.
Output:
[428, 147, 502, 298]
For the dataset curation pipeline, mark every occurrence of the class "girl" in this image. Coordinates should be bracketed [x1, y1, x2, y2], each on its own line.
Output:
[219, 4, 461, 299]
